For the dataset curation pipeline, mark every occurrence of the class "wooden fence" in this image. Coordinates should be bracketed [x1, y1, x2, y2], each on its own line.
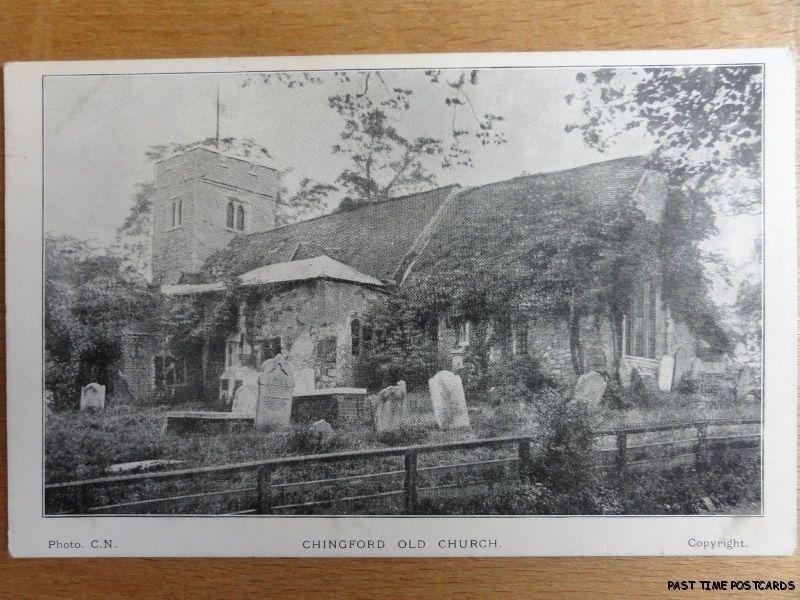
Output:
[45, 417, 760, 516]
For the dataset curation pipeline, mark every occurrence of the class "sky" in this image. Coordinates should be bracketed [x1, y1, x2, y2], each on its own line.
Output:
[42, 67, 761, 304]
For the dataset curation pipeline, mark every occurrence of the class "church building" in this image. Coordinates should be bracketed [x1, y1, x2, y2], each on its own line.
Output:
[117, 147, 700, 404]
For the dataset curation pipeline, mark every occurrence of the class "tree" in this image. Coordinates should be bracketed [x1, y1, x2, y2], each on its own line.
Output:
[332, 105, 442, 206]
[45, 235, 159, 409]
[248, 69, 507, 209]
[275, 171, 338, 227]
[565, 66, 763, 214]
[564, 66, 753, 354]
[732, 234, 762, 365]
[353, 289, 440, 390]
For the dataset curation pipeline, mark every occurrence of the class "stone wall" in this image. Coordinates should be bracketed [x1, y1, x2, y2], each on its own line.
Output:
[118, 333, 162, 403]
[434, 306, 699, 389]
[249, 280, 384, 389]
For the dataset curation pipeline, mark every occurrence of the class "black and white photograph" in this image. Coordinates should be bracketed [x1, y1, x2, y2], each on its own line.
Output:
[39, 60, 766, 517]
[5, 50, 795, 556]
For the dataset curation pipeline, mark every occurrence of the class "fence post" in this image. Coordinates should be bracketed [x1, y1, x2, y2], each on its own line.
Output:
[404, 452, 418, 514]
[518, 439, 531, 483]
[73, 484, 91, 515]
[257, 466, 273, 514]
[616, 433, 628, 483]
[695, 424, 708, 470]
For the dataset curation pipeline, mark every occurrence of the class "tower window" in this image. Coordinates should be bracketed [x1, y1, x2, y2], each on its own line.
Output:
[226, 201, 235, 229]
[351, 317, 361, 355]
[236, 205, 245, 231]
[171, 199, 182, 228]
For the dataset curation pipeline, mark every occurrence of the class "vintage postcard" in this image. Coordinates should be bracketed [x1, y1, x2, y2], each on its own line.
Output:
[4, 49, 796, 557]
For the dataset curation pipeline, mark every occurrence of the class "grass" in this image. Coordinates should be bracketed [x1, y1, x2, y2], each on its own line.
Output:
[44, 386, 762, 515]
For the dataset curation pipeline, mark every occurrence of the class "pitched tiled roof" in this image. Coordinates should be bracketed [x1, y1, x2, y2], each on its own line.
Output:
[203, 185, 461, 282]
[201, 156, 650, 287]
[412, 155, 650, 274]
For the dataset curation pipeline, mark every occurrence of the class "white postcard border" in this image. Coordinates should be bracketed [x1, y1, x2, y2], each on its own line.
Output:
[5, 48, 796, 557]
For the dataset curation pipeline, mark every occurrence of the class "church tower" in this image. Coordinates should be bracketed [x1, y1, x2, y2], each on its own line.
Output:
[151, 147, 279, 284]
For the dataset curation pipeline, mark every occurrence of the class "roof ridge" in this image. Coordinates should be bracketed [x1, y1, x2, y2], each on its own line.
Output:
[240, 184, 462, 239]
[515, 154, 649, 180]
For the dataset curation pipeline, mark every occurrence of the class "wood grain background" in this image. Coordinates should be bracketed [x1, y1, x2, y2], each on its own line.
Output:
[0, 1, 796, 597]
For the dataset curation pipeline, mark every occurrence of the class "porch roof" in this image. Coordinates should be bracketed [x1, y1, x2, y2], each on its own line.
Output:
[161, 255, 385, 296]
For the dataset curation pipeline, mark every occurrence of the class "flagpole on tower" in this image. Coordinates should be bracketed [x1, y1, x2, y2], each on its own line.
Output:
[215, 83, 220, 150]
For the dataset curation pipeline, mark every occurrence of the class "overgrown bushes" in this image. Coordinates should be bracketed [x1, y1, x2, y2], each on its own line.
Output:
[418, 460, 761, 515]
[462, 337, 556, 404]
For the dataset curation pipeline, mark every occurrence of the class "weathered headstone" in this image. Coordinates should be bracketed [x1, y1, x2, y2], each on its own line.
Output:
[573, 372, 606, 406]
[428, 371, 470, 430]
[690, 357, 704, 375]
[672, 347, 691, 390]
[371, 380, 409, 433]
[658, 355, 675, 391]
[736, 366, 753, 400]
[255, 355, 295, 431]
[294, 366, 316, 395]
[231, 383, 258, 416]
[80, 383, 106, 411]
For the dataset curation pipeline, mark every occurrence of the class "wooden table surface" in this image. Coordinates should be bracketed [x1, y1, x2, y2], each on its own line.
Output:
[0, 1, 796, 597]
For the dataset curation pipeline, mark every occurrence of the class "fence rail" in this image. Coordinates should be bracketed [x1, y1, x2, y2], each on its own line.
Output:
[45, 417, 760, 516]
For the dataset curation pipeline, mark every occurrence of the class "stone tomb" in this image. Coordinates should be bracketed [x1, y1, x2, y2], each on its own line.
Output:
[255, 354, 296, 431]
[428, 371, 470, 430]
[370, 380, 409, 434]
[80, 383, 106, 411]
[294, 366, 316, 396]
[291, 387, 370, 426]
[573, 372, 606, 406]
[658, 355, 675, 391]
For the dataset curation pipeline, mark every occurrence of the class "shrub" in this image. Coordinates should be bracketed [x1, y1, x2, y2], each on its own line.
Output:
[284, 425, 343, 455]
[464, 344, 556, 404]
[529, 388, 595, 493]
[352, 292, 442, 391]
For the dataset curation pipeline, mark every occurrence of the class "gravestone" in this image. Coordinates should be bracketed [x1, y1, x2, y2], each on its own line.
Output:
[231, 383, 259, 416]
[428, 371, 470, 430]
[371, 380, 409, 433]
[736, 366, 753, 400]
[690, 357, 704, 375]
[672, 347, 691, 390]
[294, 367, 316, 395]
[658, 355, 675, 391]
[573, 372, 606, 406]
[80, 383, 106, 411]
[255, 355, 295, 431]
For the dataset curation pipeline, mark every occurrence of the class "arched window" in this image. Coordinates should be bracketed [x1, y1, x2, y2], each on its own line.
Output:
[351, 317, 361, 355]
[171, 200, 182, 227]
[236, 205, 245, 231]
[226, 201, 235, 228]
